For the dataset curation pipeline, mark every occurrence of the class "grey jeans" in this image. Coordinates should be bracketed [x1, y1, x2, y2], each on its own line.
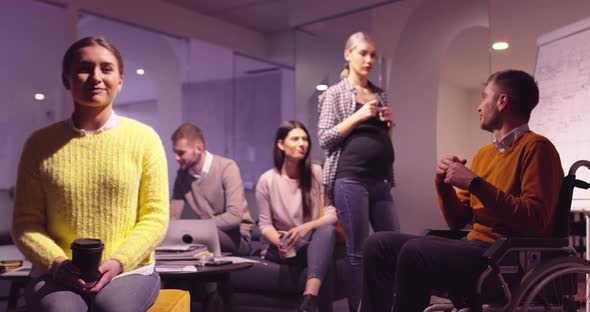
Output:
[218, 228, 251, 256]
[264, 224, 336, 282]
[334, 177, 399, 312]
[25, 270, 160, 312]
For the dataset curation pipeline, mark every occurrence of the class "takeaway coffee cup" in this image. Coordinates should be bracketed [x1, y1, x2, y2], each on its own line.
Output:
[71, 238, 104, 287]
[279, 233, 297, 258]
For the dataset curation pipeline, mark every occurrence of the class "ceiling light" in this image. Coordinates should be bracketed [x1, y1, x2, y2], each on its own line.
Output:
[34, 93, 45, 101]
[136, 69, 145, 75]
[492, 42, 509, 50]
[316, 84, 328, 91]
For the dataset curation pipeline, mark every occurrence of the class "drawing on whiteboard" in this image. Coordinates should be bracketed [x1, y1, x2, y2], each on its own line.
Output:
[532, 16, 590, 202]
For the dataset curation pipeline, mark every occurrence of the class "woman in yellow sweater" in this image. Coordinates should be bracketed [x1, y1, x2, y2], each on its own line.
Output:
[12, 37, 169, 311]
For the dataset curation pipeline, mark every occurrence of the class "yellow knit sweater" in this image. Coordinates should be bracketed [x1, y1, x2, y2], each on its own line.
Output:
[436, 132, 563, 243]
[12, 118, 169, 273]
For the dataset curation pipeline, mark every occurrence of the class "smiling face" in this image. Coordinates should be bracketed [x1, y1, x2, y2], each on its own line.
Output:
[478, 81, 503, 132]
[278, 128, 309, 162]
[173, 138, 203, 171]
[64, 45, 123, 108]
[345, 40, 377, 78]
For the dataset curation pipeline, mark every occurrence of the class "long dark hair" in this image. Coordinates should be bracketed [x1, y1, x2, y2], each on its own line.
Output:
[273, 120, 313, 220]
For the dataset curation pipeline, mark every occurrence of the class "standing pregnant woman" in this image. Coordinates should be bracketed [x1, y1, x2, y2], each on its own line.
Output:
[318, 31, 398, 311]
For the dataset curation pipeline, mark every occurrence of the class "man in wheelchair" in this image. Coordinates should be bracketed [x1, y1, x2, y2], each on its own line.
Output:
[360, 69, 565, 312]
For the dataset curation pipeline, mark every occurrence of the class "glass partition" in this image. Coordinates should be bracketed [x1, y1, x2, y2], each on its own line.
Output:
[0, 0, 67, 192]
[0, 0, 67, 308]
[232, 54, 285, 191]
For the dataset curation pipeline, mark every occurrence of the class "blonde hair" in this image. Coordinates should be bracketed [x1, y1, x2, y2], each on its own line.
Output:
[340, 32, 376, 78]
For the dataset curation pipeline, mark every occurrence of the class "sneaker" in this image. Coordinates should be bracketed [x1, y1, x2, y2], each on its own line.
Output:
[297, 294, 319, 312]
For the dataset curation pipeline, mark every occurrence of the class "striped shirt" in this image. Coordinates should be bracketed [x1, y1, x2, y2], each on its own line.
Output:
[317, 78, 395, 198]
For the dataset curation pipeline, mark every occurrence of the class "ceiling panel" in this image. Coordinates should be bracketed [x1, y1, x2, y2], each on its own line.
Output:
[165, 0, 289, 33]
[164, 0, 269, 14]
[215, 0, 289, 33]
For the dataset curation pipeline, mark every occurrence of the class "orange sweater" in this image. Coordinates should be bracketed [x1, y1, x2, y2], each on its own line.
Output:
[436, 132, 563, 243]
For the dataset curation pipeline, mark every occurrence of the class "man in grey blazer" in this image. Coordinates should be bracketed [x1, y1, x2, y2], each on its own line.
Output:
[170, 123, 254, 256]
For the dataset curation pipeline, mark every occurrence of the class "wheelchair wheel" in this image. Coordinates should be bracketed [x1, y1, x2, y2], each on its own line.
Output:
[509, 256, 590, 311]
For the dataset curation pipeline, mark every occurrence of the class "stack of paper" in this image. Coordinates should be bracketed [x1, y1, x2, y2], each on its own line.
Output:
[155, 244, 212, 265]
[155, 265, 198, 273]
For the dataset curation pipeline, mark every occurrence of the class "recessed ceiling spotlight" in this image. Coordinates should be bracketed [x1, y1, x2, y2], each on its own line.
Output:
[34, 93, 45, 101]
[316, 84, 328, 91]
[492, 41, 509, 50]
[136, 68, 145, 75]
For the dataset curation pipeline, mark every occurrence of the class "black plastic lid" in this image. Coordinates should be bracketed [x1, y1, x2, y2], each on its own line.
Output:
[71, 238, 103, 249]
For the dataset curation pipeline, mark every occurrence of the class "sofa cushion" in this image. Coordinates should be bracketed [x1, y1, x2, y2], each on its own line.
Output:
[147, 289, 190, 312]
[230, 257, 307, 295]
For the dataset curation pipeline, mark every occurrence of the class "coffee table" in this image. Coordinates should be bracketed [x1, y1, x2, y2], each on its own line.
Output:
[0, 269, 28, 310]
[158, 262, 254, 312]
[0, 245, 27, 310]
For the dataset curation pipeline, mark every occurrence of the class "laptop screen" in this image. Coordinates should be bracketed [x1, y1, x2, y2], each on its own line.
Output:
[161, 219, 222, 257]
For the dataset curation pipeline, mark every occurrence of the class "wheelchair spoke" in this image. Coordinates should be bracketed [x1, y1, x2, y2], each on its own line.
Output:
[510, 257, 590, 312]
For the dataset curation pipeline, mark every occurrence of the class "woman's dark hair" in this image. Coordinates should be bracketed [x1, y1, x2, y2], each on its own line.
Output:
[61, 36, 124, 89]
[273, 120, 313, 220]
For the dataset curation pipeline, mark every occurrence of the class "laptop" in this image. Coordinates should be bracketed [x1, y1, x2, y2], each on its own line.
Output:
[161, 219, 222, 257]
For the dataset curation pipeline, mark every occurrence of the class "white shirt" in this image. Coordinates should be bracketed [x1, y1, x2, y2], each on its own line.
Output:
[189, 151, 214, 183]
[66, 110, 121, 135]
[493, 124, 529, 154]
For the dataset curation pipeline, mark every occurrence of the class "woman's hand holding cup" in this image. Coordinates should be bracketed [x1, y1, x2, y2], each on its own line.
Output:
[379, 106, 395, 130]
[88, 259, 123, 293]
[51, 257, 85, 291]
[354, 99, 379, 123]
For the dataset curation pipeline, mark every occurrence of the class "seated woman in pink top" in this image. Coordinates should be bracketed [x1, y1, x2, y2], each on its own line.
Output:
[256, 120, 338, 312]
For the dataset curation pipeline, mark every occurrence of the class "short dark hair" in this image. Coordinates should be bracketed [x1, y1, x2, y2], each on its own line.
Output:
[486, 69, 539, 121]
[62, 36, 124, 89]
[171, 123, 206, 148]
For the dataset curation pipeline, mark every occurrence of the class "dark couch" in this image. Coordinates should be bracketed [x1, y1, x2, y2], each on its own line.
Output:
[229, 230, 347, 312]
[229, 190, 348, 311]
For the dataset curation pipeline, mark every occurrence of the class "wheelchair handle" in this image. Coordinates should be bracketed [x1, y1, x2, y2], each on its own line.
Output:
[569, 160, 590, 175]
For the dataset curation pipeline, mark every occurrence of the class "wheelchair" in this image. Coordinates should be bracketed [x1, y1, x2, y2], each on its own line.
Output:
[425, 160, 590, 312]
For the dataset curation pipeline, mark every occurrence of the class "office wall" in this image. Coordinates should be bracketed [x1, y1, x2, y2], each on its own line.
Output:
[0, 1, 66, 190]
[489, 0, 590, 73]
[437, 25, 491, 168]
[437, 82, 491, 164]
[373, 0, 488, 233]
[294, 0, 488, 233]
[233, 72, 283, 189]
[182, 72, 283, 191]
[294, 30, 344, 162]
[116, 100, 159, 133]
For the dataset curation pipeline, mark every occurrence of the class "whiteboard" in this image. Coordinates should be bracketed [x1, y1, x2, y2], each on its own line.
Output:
[531, 16, 590, 201]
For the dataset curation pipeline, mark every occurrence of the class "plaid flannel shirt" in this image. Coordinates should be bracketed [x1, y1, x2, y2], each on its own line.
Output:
[317, 78, 395, 199]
